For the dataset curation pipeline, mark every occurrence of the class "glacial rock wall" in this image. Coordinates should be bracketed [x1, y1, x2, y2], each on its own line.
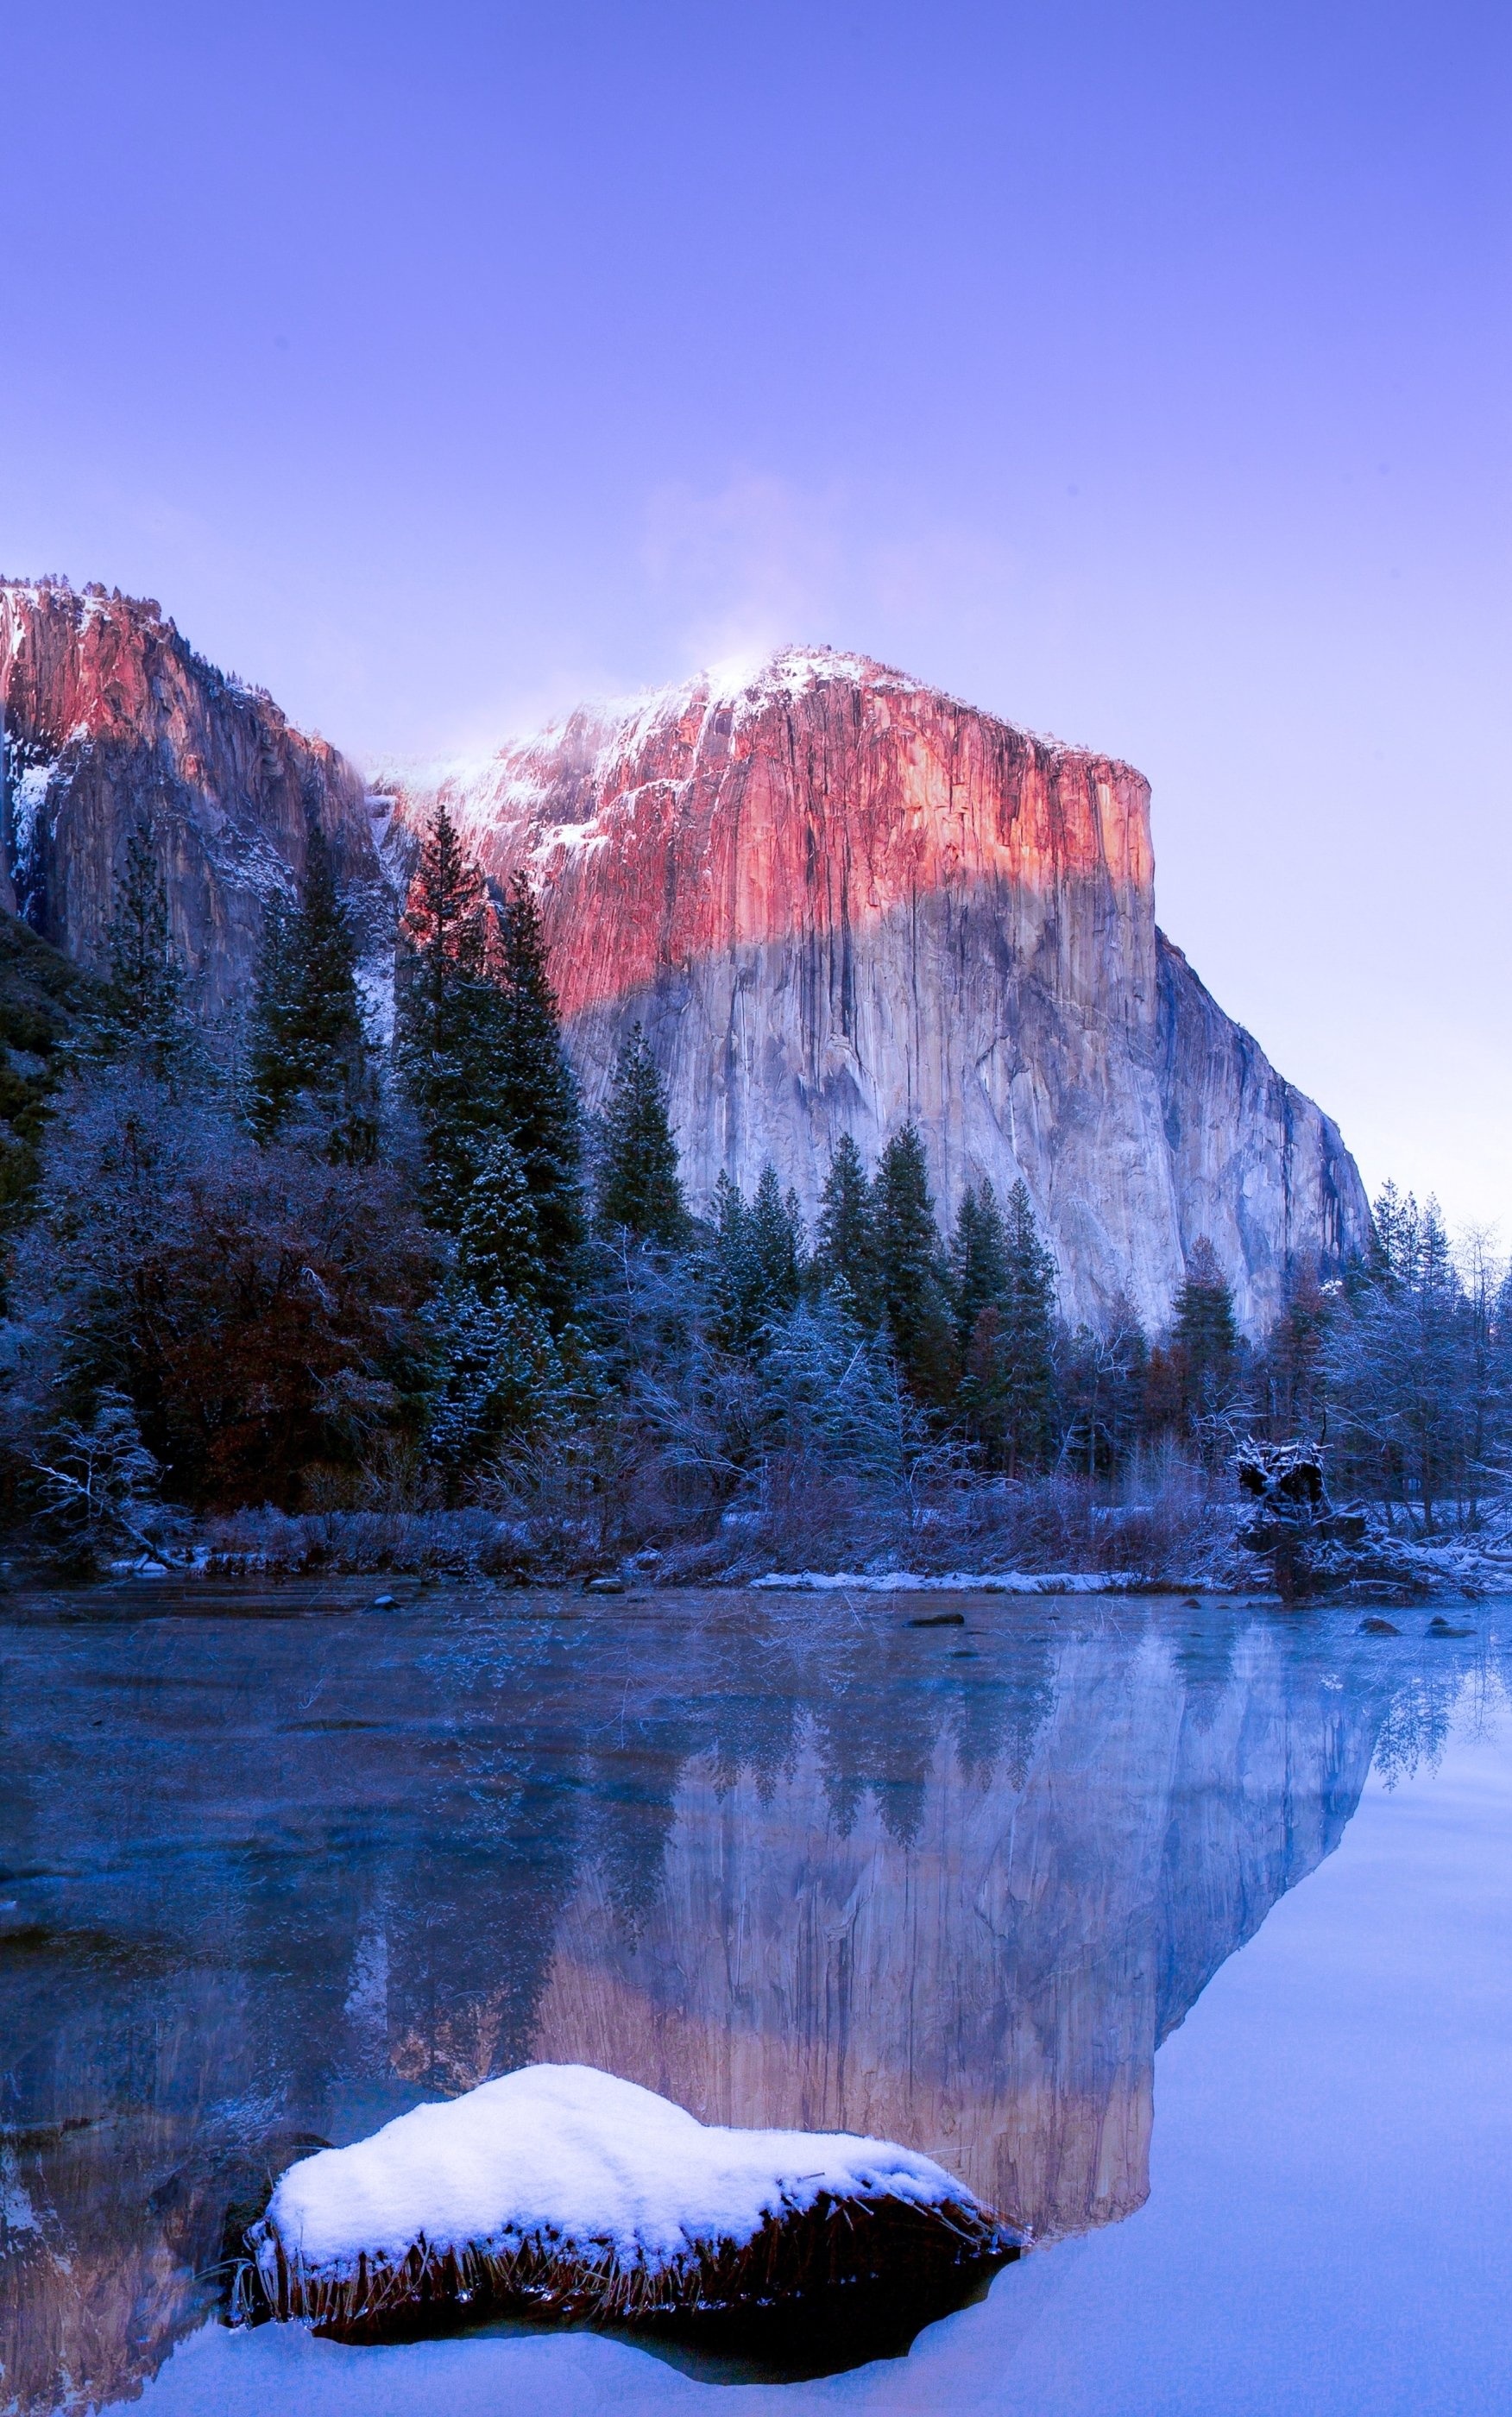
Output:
[0, 580, 386, 1008]
[404, 647, 1370, 1330]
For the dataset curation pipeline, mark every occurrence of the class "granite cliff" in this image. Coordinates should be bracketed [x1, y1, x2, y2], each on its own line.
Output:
[0, 586, 1370, 1330]
[402, 646, 1370, 1330]
[0, 579, 385, 1009]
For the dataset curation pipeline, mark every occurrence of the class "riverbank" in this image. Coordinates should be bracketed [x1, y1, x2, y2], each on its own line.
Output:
[62, 1483, 1512, 1604]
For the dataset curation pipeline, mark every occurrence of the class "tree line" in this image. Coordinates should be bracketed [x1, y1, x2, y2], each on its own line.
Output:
[2, 808, 1508, 1561]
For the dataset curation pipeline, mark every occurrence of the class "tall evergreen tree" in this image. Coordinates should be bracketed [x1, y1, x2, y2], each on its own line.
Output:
[997, 1179, 1059, 1471]
[707, 1165, 803, 1355]
[399, 817, 584, 1422]
[956, 1179, 1058, 1468]
[873, 1125, 954, 1399]
[425, 1280, 565, 1480]
[456, 1131, 545, 1304]
[396, 801, 507, 1230]
[494, 873, 585, 1321]
[248, 822, 375, 1158]
[425, 1126, 565, 1484]
[1322, 1190, 1474, 1524]
[595, 1024, 688, 1246]
[95, 825, 192, 1076]
[749, 1165, 804, 1315]
[948, 1180, 1010, 1359]
[1368, 1181, 1419, 1294]
[813, 1133, 879, 1327]
[1171, 1235, 1242, 1457]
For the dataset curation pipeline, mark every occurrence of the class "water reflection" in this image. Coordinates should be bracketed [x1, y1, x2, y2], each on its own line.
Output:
[0, 1585, 1484, 2414]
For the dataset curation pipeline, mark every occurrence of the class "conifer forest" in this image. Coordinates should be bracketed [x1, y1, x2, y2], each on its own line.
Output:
[2, 810, 1508, 1587]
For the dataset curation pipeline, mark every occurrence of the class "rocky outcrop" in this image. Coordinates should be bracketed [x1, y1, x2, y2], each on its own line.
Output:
[400, 646, 1370, 1330]
[0, 580, 387, 1009]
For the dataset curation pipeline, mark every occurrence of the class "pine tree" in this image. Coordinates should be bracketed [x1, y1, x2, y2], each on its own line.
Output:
[750, 1166, 804, 1313]
[948, 1180, 1010, 1360]
[248, 822, 375, 1158]
[813, 1133, 879, 1327]
[595, 1025, 688, 1246]
[395, 802, 507, 1230]
[708, 1171, 758, 1354]
[997, 1179, 1059, 1472]
[425, 1281, 564, 1480]
[456, 1131, 545, 1304]
[705, 1166, 803, 1355]
[494, 873, 585, 1321]
[1172, 1236, 1242, 1458]
[873, 1126, 954, 1399]
[1368, 1182, 1419, 1294]
[95, 825, 192, 1076]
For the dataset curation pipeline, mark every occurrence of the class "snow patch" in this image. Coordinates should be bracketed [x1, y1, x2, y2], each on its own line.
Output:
[11, 760, 59, 860]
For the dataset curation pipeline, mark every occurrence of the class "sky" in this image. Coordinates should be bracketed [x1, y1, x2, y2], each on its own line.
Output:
[3, 1, 1509, 1227]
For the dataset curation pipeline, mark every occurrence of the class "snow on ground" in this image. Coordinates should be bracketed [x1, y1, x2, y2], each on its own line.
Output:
[751, 1571, 1135, 1595]
[255, 2063, 981, 2293]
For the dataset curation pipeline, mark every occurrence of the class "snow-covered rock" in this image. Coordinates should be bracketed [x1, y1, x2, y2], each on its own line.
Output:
[246, 2062, 1014, 2338]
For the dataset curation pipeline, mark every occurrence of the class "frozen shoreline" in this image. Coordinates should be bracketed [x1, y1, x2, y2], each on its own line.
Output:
[750, 1569, 1136, 1595]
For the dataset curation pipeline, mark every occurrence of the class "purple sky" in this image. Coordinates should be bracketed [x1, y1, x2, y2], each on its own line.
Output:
[3, 1, 1509, 1224]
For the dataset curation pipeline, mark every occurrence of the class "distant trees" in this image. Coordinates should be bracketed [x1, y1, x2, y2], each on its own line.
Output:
[872, 1126, 956, 1402]
[394, 808, 584, 1477]
[1321, 1187, 1512, 1525]
[707, 1165, 805, 1354]
[944, 1177, 1058, 1471]
[1158, 1239, 1244, 1464]
[92, 824, 194, 1077]
[397, 812, 583, 1326]
[248, 821, 376, 1160]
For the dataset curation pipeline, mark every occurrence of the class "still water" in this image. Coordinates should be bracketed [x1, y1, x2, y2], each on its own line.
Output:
[1, 1581, 1508, 2415]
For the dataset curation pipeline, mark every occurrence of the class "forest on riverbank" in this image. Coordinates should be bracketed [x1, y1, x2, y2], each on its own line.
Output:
[1, 813, 1508, 1585]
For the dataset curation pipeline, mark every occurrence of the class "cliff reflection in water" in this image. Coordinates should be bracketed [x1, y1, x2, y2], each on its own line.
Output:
[0, 1587, 1459, 2414]
[532, 1623, 1381, 2231]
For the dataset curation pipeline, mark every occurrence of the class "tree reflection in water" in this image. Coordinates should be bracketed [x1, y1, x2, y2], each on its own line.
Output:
[0, 1584, 1487, 2415]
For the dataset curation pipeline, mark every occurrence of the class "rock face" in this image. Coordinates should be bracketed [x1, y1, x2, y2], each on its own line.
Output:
[0, 590, 1368, 1328]
[404, 646, 1370, 1331]
[0, 579, 385, 1009]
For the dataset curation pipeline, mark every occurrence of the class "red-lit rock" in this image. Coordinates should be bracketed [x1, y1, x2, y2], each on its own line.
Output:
[0, 578, 383, 1005]
[397, 647, 1369, 1330]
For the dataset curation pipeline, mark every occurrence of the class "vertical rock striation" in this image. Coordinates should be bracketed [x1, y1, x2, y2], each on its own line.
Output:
[0, 579, 386, 1009]
[400, 646, 1370, 1330]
